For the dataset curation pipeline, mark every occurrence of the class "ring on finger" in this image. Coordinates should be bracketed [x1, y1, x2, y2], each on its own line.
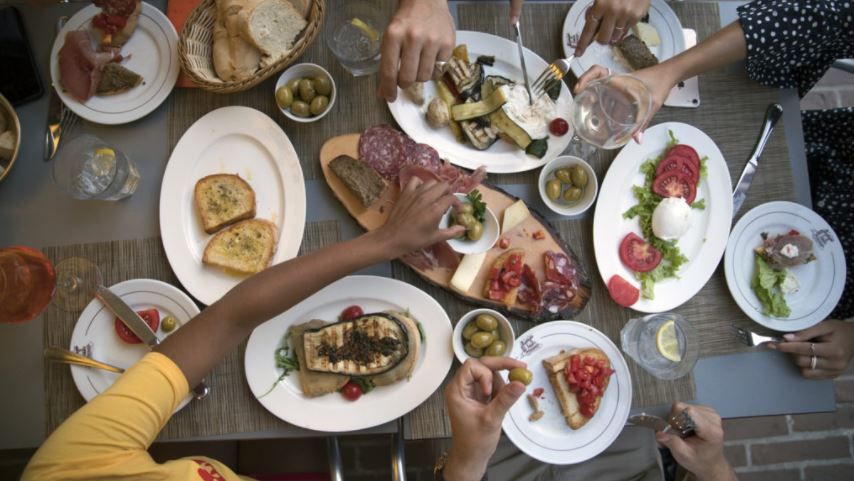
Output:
[614, 26, 625, 31]
[810, 355, 818, 370]
[810, 342, 816, 355]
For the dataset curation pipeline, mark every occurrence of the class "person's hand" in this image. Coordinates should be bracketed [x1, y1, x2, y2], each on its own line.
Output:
[769, 319, 854, 379]
[443, 357, 527, 481]
[373, 178, 463, 259]
[656, 403, 737, 481]
[378, 0, 455, 102]
[575, 0, 651, 57]
[509, 0, 524, 24]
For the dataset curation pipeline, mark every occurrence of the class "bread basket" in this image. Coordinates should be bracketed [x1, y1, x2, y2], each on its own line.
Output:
[0, 93, 21, 184]
[179, 0, 326, 93]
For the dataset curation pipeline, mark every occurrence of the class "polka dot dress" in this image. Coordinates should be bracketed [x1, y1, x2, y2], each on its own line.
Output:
[739, 0, 854, 319]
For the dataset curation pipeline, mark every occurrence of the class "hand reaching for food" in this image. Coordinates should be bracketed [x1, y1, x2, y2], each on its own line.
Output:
[575, 0, 651, 56]
[769, 319, 854, 379]
[656, 403, 737, 481]
[378, 0, 456, 102]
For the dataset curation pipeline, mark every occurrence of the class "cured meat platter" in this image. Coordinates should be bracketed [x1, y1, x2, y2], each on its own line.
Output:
[319, 127, 591, 321]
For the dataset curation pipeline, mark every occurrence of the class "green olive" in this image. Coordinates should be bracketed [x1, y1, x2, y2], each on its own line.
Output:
[457, 203, 474, 215]
[455, 212, 476, 228]
[161, 315, 177, 333]
[290, 100, 311, 118]
[310, 95, 329, 115]
[571, 165, 588, 188]
[563, 186, 583, 203]
[465, 342, 484, 358]
[276, 86, 294, 109]
[546, 179, 562, 201]
[313, 75, 332, 96]
[462, 322, 479, 340]
[555, 168, 573, 184]
[471, 331, 495, 349]
[485, 340, 507, 356]
[488, 329, 500, 340]
[508, 367, 534, 385]
[298, 79, 316, 103]
[475, 314, 498, 331]
[467, 221, 484, 241]
[287, 78, 302, 92]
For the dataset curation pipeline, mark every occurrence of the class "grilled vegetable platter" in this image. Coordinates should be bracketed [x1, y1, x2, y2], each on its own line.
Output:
[387, 31, 574, 174]
[319, 128, 591, 322]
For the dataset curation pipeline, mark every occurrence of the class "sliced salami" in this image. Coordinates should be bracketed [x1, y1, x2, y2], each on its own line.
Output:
[405, 142, 442, 171]
[540, 281, 575, 314]
[517, 264, 542, 309]
[543, 251, 577, 287]
[359, 125, 406, 180]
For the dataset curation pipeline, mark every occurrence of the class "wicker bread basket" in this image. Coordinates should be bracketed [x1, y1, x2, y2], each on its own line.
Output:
[178, 0, 326, 93]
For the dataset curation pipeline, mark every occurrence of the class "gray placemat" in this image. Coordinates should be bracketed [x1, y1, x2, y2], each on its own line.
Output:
[43, 221, 341, 439]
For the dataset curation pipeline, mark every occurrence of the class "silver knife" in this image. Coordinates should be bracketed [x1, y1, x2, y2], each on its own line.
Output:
[513, 21, 534, 105]
[732, 103, 784, 216]
[44, 16, 68, 162]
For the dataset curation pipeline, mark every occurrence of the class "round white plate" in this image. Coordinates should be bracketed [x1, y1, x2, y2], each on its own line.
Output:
[159, 106, 306, 306]
[592, 122, 733, 312]
[724, 201, 846, 331]
[68, 279, 199, 410]
[245, 275, 454, 432]
[562, 0, 685, 78]
[387, 31, 573, 174]
[502, 321, 632, 465]
[50, 2, 180, 125]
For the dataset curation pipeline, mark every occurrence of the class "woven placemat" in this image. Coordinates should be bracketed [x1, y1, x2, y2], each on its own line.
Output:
[43, 221, 341, 439]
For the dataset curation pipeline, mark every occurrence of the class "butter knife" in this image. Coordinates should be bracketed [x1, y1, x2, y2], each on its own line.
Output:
[513, 21, 534, 105]
[44, 16, 68, 161]
[732, 103, 784, 216]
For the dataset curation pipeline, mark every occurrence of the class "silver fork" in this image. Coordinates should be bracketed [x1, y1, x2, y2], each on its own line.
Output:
[733, 326, 780, 346]
[58, 108, 79, 148]
[531, 56, 575, 99]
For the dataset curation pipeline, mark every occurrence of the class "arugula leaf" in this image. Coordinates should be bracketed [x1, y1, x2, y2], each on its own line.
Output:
[691, 199, 706, 210]
[700, 156, 709, 180]
[259, 329, 300, 399]
[353, 377, 375, 394]
[466, 189, 487, 223]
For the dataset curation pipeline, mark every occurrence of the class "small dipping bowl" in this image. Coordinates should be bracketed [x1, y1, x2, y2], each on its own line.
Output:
[453, 308, 515, 364]
[274, 63, 337, 123]
[538, 155, 598, 216]
[440, 193, 500, 255]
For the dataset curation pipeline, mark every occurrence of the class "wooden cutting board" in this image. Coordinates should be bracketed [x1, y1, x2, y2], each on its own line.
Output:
[319, 134, 591, 321]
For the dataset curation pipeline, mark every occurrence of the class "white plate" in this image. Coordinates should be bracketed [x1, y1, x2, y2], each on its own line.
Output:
[387, 31, 573, 174]
[68, 279, 199, 410]
[592, 122, 733, 312]
[562, 0, 685, 78]
[50, 2, 180, 125]
[159, 106, 306, 306]
[245, 276, 454, 432]
[502, 321, 632, 465]
[724, 201, 846, 331]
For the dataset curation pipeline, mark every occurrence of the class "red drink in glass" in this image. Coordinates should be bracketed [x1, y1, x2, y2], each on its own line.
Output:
[0, 247, 57, 323]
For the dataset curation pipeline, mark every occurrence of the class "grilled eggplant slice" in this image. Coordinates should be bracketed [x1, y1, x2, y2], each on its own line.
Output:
[460, 118, 499, 150]
[481, 75, 513, 99]
[303, 313, 409, 376]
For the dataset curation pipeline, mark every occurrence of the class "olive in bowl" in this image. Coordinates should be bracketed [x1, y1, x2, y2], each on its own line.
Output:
[274, 63, 336, 123]
[453, 308, 515, 364]
[440, 192, 500, 255]
[538, 155, 598, 216]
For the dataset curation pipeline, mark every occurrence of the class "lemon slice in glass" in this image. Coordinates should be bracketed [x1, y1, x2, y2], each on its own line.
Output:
[94, 147, 115, 158]
[351, 17, 379, 42]
[656, 319, 682, 362]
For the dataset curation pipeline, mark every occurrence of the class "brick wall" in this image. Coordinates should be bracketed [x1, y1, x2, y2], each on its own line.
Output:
[800, 67, 854, 110]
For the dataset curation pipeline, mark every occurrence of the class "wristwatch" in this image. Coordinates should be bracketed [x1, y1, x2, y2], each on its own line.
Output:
[433, 452, 488, 481]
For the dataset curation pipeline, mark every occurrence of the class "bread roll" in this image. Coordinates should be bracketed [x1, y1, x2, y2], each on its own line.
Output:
[213, 0, 263, 81]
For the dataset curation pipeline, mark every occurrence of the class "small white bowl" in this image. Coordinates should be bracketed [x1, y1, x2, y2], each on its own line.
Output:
[538, 155, 598, 216]
[452, 308, 515, 364]
[439, 193, 500, 254]
[274, 63, 336, 123]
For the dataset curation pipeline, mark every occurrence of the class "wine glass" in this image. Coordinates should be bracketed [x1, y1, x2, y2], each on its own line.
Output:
[569, 73, 653, 153]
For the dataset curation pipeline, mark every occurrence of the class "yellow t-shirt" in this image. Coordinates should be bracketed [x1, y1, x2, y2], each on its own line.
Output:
[22, 352, 252, 481]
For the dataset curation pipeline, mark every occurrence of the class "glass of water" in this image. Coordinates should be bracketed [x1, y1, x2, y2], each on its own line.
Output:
[324, 1, 385, 76]
[620, 312, 698, 380]
[52, 134, 139, 201]
[571, 74, 653, 149]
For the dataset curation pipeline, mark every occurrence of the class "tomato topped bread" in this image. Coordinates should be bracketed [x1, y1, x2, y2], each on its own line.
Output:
[542, 348, 614, 429]
[484, 249, 525, 307]
[194, 174, 257, 234]
[202, 219, 277, 274]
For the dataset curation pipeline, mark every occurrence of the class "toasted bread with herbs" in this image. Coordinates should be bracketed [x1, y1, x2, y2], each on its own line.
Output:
[202, 219, 277, 274]
[194, 174, 256, 234]
[542, 348, 612, 429]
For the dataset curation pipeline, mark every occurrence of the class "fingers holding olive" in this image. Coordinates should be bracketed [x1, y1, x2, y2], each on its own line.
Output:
[508, 367, 533, 385]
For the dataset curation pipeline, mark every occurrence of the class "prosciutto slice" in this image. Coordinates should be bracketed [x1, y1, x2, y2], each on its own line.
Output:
[58, 31, 116, 101]
[401, 242, 460, 271]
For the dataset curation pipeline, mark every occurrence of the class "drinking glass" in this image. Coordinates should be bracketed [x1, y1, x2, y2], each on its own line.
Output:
[570, 74, 653, 150]
[620, 312, 698, 380]
[324, 1, 385, 76]
[52, 134, 139, 200]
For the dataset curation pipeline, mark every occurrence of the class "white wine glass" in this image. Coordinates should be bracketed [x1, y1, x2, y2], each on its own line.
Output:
[570, 74, 653, 151]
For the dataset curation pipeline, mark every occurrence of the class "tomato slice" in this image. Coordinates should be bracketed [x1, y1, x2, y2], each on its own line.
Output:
[652, 171, 697, 203]
[114, 308, 160, 344]
[668, 145, 701, 168]
[607, 275, 640, 308]
[656, 156, 699, 185]
[619, 233, 662, 273]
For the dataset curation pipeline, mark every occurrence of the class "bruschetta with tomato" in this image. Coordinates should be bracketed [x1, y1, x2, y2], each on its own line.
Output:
[483, 249, 525, 308]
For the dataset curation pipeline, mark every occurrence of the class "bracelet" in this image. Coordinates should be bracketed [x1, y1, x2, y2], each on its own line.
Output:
[433, 452, 488, 481]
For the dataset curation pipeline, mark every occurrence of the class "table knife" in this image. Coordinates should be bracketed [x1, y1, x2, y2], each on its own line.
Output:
[732, 103, 784, 216]
[513, 21, 534, 105]
[44, 16, 68, 162]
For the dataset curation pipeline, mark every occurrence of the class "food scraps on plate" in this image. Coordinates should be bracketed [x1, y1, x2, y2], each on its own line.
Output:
[751, 230, 816, 318]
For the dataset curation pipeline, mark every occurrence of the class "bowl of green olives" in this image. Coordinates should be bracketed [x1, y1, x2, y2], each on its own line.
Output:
[439, 192, 500, 255]
[274, 63, 336, 122]
[538, 155, 598, 216]
[453, 308, 515, 364]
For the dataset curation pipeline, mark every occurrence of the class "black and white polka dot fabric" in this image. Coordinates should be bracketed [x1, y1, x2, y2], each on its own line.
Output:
[738, 0, 854, 319]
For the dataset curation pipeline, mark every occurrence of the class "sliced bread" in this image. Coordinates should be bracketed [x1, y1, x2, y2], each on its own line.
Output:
[542, 348, 612, 429]
[287, 0, 310, 18]
[202, 219, 278, 274]
[194, 173, 256, 234]
[240, 0, 307, 62]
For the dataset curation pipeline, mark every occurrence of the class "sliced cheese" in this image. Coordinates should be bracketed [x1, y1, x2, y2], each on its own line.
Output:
[450, 252, 487, 293]
[502, 200, 530, 234]
[632, 22, 661, 47]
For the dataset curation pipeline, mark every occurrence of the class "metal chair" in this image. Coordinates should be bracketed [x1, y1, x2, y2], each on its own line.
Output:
[327, 418, 407, 480]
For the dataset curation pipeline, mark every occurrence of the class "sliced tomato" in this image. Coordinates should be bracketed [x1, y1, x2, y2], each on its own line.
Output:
[114, 309, 160, 344]
[652, 171, 697, 203]
[656, 156, 699, 185]
[619, 233, 662, 273]
[607, 275, 640, 308]
[580, 404, 595, 418]
[668, 144, 701, 168]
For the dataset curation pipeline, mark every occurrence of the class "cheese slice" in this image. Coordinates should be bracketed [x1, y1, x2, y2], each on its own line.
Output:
[450, 252, 487, 293]
[502, 200, 530, 234]
[632, 22, 661, 47]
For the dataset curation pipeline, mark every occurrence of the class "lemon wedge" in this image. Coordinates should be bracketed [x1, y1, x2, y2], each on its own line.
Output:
[351, 17, 379, 42]
[94, 147, 115, 158]
[656, 319, 682, 363]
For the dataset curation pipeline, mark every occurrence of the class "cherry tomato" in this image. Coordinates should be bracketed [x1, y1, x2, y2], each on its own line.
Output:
[340, 305, 364, 321]
[549, 118, 569, 136]
[114, 309, 160, 344]
[498, 237, 510, 249]
[341, 381, 363, 401]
